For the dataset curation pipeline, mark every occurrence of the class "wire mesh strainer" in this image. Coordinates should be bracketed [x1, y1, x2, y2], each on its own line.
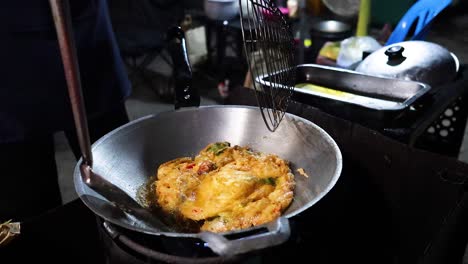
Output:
[239, 0, 296, 131]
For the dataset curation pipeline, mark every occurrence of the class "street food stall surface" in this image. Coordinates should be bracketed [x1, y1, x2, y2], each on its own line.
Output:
[2, 87, 468, 264]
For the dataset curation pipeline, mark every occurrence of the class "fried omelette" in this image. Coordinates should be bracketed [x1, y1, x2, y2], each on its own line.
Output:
[154, 142, 295, 233]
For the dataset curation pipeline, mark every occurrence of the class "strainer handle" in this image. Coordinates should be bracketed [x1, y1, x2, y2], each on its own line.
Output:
[49, 0, 93, 170]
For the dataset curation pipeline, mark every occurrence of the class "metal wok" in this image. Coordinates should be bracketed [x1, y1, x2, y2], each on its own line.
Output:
[50, 0, 342, 258]
[73, 105, 342, 256]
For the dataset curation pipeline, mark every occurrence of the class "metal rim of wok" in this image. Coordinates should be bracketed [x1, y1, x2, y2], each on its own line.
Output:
[74, 105, 342, 241]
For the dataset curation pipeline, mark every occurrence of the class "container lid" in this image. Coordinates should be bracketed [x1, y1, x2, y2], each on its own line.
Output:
[355, 41, 460, 87]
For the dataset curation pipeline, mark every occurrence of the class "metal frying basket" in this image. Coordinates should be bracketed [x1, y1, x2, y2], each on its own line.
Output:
[239, 0, 296, 131]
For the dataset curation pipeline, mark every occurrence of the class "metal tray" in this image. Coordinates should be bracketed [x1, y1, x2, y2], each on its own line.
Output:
[257, 64, 431, 111]
[256, 64, 432, 128]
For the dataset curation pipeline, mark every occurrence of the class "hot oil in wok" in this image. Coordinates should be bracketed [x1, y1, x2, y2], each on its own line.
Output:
[136, 175, 201, 233]
[138, 142, 296, 233]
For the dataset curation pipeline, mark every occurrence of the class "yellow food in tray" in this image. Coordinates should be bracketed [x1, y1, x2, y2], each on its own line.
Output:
[155, 142, 295, 233]
[295, 83, 353, 98]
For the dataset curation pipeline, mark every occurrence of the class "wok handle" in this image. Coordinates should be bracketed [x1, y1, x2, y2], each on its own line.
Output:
[49, 0, 93, 167]
[199, 217, 291, 256]
[167, 26, 200, 110]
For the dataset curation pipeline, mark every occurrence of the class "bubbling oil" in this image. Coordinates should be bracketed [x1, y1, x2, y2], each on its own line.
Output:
[136, 175, 201, 233]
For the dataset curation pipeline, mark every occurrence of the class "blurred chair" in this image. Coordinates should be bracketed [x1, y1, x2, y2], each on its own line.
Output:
[385, 0, 452, 45]
[108, 0, 184, 99]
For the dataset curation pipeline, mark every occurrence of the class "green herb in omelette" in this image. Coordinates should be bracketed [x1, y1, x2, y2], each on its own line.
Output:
[259, 177, 276, 186]
[208, 142, 230, 155]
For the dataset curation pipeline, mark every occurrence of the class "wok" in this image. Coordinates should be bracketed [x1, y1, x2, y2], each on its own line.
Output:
[50, 0, 342, 257]
[74, 105, 342, 256]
